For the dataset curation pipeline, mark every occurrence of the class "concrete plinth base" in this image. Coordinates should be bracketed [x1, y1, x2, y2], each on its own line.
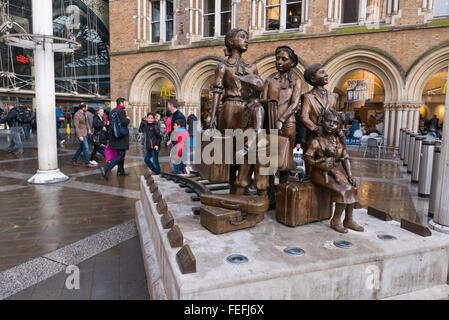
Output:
[429, 219, 449, 235]
[136, 176, 449, 300]
[27, 169, 69, 184]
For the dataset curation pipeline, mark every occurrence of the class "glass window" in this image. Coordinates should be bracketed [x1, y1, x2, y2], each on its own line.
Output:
[434, 0, 449, 16]
[151, 1, 161, 43]
[366, 0, 386, 22]
[203, 0, 215, 37]
[266, 0, 280, 31]
[166, 0, 174, 41]
[286, 0, 302, 29]
[342, 0, 359, 24]
[220, 0, 232, 36]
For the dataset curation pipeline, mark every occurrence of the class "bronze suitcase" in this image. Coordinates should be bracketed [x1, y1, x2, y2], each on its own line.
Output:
[194, 130, 231, 183]
[200, 194, 269, 214]
[276, 182, 332, 227]
[263, 134, 295, 172]
[200, 205, 264, 234]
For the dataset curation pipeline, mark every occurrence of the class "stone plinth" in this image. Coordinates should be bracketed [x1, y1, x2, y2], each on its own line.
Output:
[136, 176, 449, 300]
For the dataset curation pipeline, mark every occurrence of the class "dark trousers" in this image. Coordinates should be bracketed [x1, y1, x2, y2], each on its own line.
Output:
[90, 145, 105, 161]
[144, 149, 161, 174]
[104, 149, 126, 174]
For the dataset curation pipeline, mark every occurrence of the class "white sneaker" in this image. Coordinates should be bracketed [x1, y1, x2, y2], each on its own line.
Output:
[90, 160, 98, 166]
[60, 140, 65, 144]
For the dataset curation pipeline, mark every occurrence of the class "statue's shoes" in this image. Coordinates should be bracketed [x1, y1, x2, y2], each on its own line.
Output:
[330, 221, 348, 234]
[343, 220, 364, 232]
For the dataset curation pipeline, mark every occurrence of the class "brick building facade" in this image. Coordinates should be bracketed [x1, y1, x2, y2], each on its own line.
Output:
[109, 0, 449, 147]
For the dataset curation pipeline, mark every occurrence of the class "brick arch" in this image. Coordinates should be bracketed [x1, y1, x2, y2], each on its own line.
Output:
[128, 60, 182, 108]
[324, 48, 405, 103]
[405, 43, 449, 103]
[181, 57, 222, 109]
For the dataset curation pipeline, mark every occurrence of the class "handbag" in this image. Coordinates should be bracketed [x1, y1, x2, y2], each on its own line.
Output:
[92, 132, 101, 146]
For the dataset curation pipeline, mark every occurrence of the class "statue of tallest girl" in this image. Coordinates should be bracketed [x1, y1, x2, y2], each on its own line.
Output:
[208, 29, 259, 191]
[209, 28, 259, 131]
[263, 46, 302, 184]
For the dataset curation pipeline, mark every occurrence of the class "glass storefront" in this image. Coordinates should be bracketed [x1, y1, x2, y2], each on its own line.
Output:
[336, 69, 385, 131]
[421, 69, 448, 125]
[0, 0, 110, 107]
[148, 78, 176, 117]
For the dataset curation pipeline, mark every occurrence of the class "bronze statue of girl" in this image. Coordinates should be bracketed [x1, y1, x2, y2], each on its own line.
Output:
[209, 28, 259, 132]
[304, 109, 364, 234]
[262, 45, 301, 184]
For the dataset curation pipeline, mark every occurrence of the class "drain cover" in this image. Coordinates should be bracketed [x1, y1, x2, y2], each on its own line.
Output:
[226, 254, 248, 264]
[283, 247, 305, 256]
[333, 240, 354, 249]
[377, 234, 397, 241]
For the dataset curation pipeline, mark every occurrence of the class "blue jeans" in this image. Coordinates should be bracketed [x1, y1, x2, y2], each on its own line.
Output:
[8, 127, 23, 153]
[103, 149, 126, 174]
[72, 136, 90, 164]
[144, 149, 161, 174]
[56, 122, 64, 141]
[23, 124, 30, 141]
[174, 162, 184, 174]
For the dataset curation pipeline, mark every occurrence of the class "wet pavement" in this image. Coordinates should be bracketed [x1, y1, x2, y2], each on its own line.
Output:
[0, 130, 435, 299]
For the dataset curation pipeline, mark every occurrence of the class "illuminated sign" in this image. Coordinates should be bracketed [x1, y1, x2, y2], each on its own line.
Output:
[160, 86, 175, 99]
[16, 55, 29, 64]
[444, 81, 447, 94]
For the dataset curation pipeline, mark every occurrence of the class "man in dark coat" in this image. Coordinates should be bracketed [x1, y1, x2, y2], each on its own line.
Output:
[0, 104, 23, 155]
[101, 97, 130, 179]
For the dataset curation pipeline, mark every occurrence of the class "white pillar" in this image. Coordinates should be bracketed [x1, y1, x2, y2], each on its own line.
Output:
[328, 0, 333, 19]
[413, 105, 420, 133]
[384, 106, 390, 144]
[359, 0, 367, 23]
[137, 0, 141, 41]
[395, 108, 403, 148]
[407, 106, 414, 130]
[28, 0, 68, 184]
[400, 105, 407, 129]
[389, 107, 396, 147]
[430, 63, 449, 232]
[189, 0, 193, 35]
[258, 0, 262, 29]
[252, 0, 256, 28]
[195, 0, 199, 35]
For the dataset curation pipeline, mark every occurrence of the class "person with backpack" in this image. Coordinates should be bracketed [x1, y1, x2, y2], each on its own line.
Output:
[20, 106, 32, 141]
[100, 97, 130, 180]
[143, 113, 161, 175]
[0, 104, 23, 155]
[55, 105, 65, 145]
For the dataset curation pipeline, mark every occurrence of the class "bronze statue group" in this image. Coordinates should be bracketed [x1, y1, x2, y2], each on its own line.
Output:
[200, 28, 363, 234]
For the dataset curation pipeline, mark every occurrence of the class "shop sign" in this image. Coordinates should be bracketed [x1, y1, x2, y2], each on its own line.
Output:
[160, 86, 176, 99]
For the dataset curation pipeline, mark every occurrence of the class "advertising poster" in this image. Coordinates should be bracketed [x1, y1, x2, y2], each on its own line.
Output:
[347, 80, 370, 102]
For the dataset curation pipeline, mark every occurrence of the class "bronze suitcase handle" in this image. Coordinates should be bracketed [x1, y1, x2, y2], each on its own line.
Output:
[219, 201, 242, 211]
[228, 214, 247, 226]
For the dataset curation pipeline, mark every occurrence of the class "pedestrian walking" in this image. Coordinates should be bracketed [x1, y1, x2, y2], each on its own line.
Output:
[90, 107, 108, 164]
[0, 104, 24, 155]
[100, 97, 130, 180]
[55, 105, 65, 144]
[143, 113, 161, 175]
[71, 103, 95, 168]
[21, 106, 32, 141]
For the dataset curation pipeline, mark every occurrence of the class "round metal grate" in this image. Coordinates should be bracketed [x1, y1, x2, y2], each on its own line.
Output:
[333, 240, 354, 249]
[283, 247, 305, 256]
[377, 234, 397, 241]
[226, 254, 249, 264]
